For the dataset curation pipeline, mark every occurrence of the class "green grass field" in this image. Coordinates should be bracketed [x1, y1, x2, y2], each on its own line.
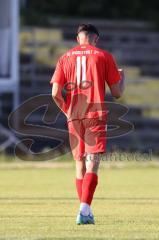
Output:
[0, 161, 159, 240]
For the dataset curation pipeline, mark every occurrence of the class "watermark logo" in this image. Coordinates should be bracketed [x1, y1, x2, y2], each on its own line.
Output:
[8, 92, 134, 161]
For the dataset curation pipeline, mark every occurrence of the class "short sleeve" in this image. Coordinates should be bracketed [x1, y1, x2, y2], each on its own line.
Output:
[106, 53, 121, 87]
[50, 58, 66, 87]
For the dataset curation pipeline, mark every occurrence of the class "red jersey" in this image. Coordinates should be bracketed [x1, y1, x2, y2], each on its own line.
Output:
[50, 44, 120, 121]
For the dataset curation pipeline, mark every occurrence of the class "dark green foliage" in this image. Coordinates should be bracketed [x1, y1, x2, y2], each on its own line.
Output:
[21, 0, 159, 26]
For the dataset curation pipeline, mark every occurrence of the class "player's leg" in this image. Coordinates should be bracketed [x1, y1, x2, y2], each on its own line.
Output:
[76, 157, 97, 225]
[77, 118, 106, 224]
[86, 153, 101, 174]
[76, 153, 100, 224]
[68, 119, 93, 224]
[67, 120, 86, 202]
[79, 153, 100, 216]
[75, 159, 86, 201]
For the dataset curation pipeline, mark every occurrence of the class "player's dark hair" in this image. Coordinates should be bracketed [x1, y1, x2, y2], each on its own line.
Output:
[77, 24, 99, 37]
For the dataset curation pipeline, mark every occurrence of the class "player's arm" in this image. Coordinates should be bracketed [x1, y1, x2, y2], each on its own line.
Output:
[109, 69, 125, 99]
[106, 54, 125, 99]
[50, 58, 67, 117]
[52, 83, 67, 116]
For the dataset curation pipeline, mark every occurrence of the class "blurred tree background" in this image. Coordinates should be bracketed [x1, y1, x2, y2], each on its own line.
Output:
[21, 0, 159, 27]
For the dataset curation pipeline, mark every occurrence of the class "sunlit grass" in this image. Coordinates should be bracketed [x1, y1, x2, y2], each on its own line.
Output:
[0, 161, 159, 239]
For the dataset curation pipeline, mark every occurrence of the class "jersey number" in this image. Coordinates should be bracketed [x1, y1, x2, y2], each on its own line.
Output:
[76, 56, 86, 85]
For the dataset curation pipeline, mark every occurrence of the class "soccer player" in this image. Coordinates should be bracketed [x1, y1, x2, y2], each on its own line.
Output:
[50, 24, 125, 224]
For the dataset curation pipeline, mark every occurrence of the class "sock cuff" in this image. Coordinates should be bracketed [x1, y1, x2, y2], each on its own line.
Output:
[85, 172, 98, 183]
[76, 178, 83, 183]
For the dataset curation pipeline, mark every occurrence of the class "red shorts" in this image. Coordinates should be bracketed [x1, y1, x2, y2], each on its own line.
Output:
[68, 118, 107, 160]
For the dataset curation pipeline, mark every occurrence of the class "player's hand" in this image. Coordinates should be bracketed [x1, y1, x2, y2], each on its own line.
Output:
[118, 69, 125, 93]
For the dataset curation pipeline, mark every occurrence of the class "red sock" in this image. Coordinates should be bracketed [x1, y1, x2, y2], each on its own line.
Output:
[76, 178, 83, 201]
[81, 173, 98, 205]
